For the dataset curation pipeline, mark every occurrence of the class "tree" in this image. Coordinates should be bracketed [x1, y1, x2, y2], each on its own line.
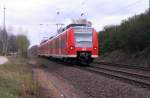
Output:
[16, 35, 30, 57]
[99, 9, 150, 54]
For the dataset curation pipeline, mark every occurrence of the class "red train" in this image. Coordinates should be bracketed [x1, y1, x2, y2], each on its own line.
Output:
[38, 24, 99, 64]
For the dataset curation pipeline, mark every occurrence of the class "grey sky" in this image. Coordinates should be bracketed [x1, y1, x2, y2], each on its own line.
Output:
[0, 0, 149, 46]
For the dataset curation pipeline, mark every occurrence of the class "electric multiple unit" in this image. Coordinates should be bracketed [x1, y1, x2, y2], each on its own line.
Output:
[38, 24, 99, 64]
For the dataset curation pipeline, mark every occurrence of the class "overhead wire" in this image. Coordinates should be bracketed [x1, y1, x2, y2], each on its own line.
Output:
[50, 0, 147, 26]
[108, 0, 146, 15]
[69, 0, 146, 20]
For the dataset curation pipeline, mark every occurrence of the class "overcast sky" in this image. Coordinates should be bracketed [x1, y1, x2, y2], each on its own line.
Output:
[0, 0, 149, 47]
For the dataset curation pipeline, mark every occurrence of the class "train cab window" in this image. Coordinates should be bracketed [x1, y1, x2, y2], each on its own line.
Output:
[74, 27, 93, 48]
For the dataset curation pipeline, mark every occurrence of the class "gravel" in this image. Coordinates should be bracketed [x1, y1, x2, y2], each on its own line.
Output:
[38, 58, 150, 98]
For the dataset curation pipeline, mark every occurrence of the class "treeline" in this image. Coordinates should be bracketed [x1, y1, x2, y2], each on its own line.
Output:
[0, 28, 30, 57]
[99, 10, 150, 54]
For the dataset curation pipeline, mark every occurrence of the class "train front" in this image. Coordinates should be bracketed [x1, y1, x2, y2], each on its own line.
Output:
[67, 25, 99, 64]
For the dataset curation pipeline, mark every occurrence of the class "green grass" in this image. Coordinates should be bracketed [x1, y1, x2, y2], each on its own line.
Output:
[0, 57, 38, 98]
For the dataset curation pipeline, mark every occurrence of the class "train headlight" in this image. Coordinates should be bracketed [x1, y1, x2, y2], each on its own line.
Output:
[70, 46, 75, 50]
[94, 47, 97, 50]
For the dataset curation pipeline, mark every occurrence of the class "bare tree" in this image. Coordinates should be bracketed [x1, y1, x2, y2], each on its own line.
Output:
[0, 28, 8, 55]
[7, 34, 18, 54]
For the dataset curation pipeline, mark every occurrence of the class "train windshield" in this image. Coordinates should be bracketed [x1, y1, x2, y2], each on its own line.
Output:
[74, 27, 93, 47]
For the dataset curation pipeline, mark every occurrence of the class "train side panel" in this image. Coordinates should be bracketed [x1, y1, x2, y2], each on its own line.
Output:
[42, 31, 68, 58]
[67, 28, 76, 57]
[38, 24, 99, 64]
[92, 29, 99, 58]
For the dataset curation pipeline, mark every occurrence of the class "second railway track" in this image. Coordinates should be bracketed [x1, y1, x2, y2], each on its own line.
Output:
[76, 63, 150, 89]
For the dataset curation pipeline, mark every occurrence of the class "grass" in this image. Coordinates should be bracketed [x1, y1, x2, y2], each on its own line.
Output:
[0, 56, 38, 98]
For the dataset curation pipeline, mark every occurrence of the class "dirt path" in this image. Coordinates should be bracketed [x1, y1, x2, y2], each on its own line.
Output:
[29, 58, 86, 98]
[33, 67, 84, 98]
[0, 56, 8, 65]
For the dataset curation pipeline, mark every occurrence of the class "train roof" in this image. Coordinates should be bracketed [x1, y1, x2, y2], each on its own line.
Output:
[66, 24, 88, 29]
[39, 24, 92, 46]
[57, 24, 89, 34]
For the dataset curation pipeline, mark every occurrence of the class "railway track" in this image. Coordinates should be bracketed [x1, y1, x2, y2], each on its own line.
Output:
[76, 62, 150, 89]
[37, 58, 150, 89]
[95, 61, 150, 71]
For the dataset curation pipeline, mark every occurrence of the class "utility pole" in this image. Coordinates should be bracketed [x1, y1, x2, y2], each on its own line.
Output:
[3, 7, 6, 32]
[2, 6, 8, 55]
[56, 23, 64, 33]
[148, 0, 150, 14]
[149, 0, 150, 10]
